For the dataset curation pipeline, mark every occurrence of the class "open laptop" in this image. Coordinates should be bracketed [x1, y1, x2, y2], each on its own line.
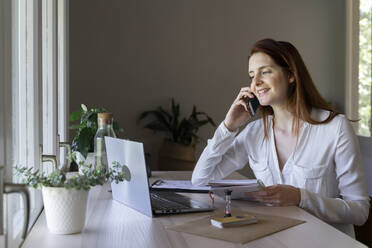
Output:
[105, 137, 215, 217]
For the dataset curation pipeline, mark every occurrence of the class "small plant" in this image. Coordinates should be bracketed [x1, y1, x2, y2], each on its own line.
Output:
[69, 104, 124, 157]
[15, 162, 130, 191]
[139, 98, 216, 145]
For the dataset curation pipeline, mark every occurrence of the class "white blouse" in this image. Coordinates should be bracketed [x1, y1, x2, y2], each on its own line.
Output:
[191, 109, 370, 237]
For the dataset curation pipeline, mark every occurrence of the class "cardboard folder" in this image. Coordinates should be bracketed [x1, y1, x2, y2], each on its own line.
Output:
[166, 210, 305, 244]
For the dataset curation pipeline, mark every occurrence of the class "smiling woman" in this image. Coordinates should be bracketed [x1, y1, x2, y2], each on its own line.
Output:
[248, 53, 294, 108]
[192, 38, 370, 238]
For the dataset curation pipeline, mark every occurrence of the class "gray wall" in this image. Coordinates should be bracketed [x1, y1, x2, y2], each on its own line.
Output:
[69, 0, 346, 170]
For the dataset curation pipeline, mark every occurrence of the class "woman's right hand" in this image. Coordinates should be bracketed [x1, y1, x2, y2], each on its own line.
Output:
[224, 87, 255, 132]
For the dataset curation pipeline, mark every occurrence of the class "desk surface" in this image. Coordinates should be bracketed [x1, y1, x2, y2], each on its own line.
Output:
[22, 171, 366, 248]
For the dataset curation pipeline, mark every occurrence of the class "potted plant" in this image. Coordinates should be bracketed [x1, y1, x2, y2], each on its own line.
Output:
[15, 162, 129, 234]
[139, 98, 216, 170]
[69, 104, 123, 170]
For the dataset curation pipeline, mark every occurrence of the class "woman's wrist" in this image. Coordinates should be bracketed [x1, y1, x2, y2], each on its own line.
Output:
[223, 120, 238, 132]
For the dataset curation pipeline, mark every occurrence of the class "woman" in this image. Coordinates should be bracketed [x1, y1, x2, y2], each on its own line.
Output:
[191, 38, 369, 237]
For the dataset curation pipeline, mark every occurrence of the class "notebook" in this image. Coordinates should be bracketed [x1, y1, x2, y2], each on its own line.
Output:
[210, 213, 258, 228]
[105, 137, 215, 217]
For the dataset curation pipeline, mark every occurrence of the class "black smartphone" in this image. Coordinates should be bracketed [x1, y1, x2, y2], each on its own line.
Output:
[245, 95, 260, 116]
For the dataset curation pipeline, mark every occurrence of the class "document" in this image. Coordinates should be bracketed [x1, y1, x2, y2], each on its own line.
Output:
[151, 179, 265, 198]
[208, 179, 264, 187]
[151, 179, 211, 192]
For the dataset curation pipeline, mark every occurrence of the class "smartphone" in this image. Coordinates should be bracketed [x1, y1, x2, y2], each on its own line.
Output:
[245, 95, 260, 116]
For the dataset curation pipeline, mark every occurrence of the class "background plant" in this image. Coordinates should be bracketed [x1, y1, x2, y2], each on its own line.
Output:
[69, 104, 124, 157]
[139, 98, 216, 145]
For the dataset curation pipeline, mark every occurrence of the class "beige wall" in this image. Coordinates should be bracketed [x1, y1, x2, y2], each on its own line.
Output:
[69, 0, 346, 170]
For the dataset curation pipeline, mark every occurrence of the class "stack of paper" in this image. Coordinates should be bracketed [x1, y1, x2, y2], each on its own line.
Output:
[151, 179, 211, 192]
[208, 179, 264, 188]
[151, 179, 265, 199]
[208, 179, 265, 199]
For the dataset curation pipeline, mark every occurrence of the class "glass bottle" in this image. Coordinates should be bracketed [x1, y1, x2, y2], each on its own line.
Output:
[94, 113, 116, 171]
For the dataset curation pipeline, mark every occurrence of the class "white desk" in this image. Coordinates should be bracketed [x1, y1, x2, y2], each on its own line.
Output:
[22, 171, 367, 248]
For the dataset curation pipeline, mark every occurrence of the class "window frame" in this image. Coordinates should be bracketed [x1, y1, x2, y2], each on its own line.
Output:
[0, 0, 12, 244]
[345, 0, 372, 136]
[8, 0, 43, 247]
[42, 0, 58, 161]
[0, 0, 69, 247]
[58, 0, 69, 165]
[345, 0, 360, 131]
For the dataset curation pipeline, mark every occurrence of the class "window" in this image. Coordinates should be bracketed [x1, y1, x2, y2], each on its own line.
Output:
[0, 0, 69, 247]
[358, 0, 372, 136]
[346, 0, 372, 137]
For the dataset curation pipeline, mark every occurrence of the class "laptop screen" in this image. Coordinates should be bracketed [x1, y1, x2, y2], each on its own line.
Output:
[105, 137, 153, 217]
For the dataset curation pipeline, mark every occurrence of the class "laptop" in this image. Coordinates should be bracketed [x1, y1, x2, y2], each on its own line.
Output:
[105, 137, 215, 217]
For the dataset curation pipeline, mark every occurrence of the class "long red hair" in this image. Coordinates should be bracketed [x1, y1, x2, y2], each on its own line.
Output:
[249, 38, 339, 138]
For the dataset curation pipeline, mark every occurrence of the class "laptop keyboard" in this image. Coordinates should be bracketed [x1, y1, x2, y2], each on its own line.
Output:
[150, 192, 192, 211]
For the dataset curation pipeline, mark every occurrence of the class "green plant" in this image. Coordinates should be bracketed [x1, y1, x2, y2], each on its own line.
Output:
[15, 162, 129, 191]
[69, 104, 123, 157]
[139, 98, 216, 145]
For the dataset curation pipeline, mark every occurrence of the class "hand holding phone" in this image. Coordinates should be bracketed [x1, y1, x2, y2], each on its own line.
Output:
[224, 88, 259, 131]
[245, 95, 259, 116]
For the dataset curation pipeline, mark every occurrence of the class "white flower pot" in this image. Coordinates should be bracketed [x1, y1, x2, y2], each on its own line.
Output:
[42, 186, 89, 234]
